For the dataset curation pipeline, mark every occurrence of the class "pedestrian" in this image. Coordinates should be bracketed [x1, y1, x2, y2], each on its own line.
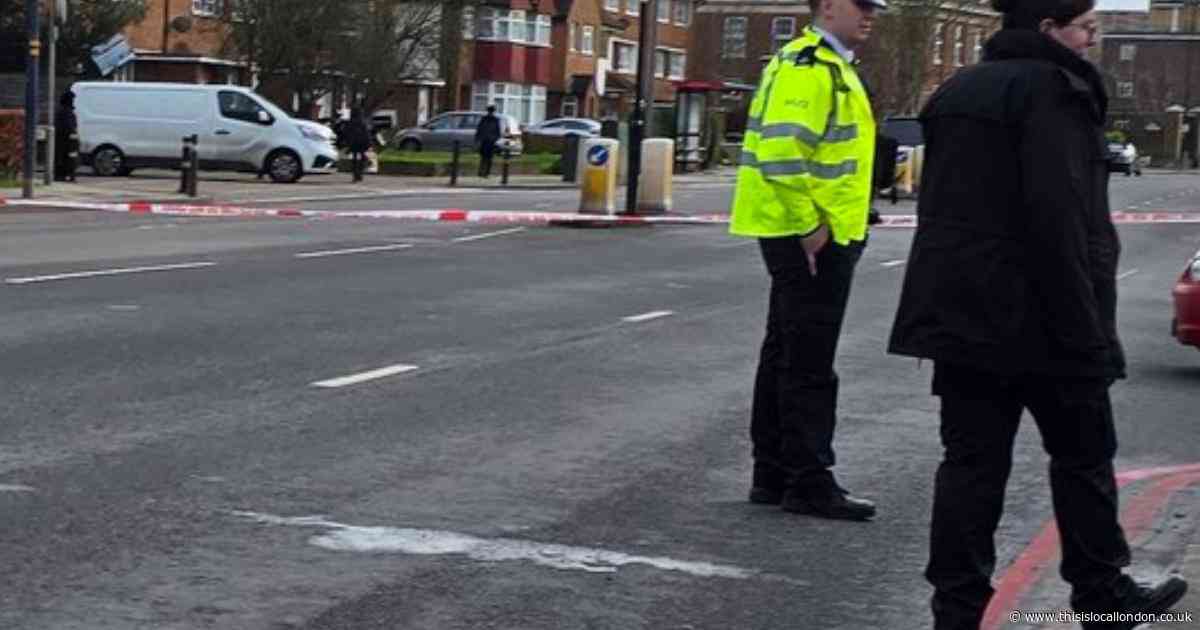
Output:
[54, 89, 78, 182]
[729, 0, 886, 521]
[475, 105, 501, 178]
[345, 107, 372, 183]
[887, 0, 1188, 626]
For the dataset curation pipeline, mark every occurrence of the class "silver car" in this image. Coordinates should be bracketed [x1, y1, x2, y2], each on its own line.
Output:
[394, 111, 523, 154]
[527, 117, 601, 138]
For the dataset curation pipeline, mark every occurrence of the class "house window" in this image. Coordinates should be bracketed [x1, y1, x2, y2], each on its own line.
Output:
[658, 0, 671, 22]
[476, 9, 549, 46]
[562, 96, 579, 117]
[472, 81, 547, 126]
[972, 30, 982, 63]
[605, 0, 619, 11]
[191, 0, 220, 17]
[674, 0, 691, 25]
[614, 41, 637, 73]
[669, 51, 685, 79]
[1120, 44, 1136, 61]
[582, 26, 595, 55]
[463, 6, 475, 39]
[1117, 81, 1134, 98]
[723, 16, 747, 59]
[569, 23, 577, 52]
[656, 49, 668, 77]
[626, 0, 639, 15]
[932, 23, 944, 65]
[771, 17, 796, 53]
[953, 25, 964, 66]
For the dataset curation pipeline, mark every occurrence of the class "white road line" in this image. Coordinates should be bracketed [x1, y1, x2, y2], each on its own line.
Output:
[1117, 268, 1139, 280]
[0, 484, 35, 493]
[106, 304, 141, 312]
[451, 227, 528, 243]
[881, 260, 907, 268]
[295, 243, 413, 259]
[311, 364, 419, 388]
[5, 262, 216, 285]
[622, 310, 674, 323]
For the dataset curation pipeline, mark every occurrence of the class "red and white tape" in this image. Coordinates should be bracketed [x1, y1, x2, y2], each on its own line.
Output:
[6, 198, 1200, 228]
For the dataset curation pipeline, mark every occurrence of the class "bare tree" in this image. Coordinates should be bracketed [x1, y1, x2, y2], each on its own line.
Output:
[0, 0, 147, 75]
[336, 0, 442, 114]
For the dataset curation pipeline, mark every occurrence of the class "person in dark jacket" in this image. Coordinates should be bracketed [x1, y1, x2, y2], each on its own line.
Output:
[887, 0, 1188, 627]
[475, 105, 502, 178]
[344, 107, 372, 183]
[54, 89, 79, 182]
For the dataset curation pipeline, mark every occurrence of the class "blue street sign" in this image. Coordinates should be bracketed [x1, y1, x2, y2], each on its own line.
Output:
[587, 145, 609, 167]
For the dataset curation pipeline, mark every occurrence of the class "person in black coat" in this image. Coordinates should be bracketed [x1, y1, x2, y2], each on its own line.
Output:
[887, 0, 1188, 627]
[54, 89, 79, 182]
[475, 105, 502, 178]
[344, 107, 372, 183]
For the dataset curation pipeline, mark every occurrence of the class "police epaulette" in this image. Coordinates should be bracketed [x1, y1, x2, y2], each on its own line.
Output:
[792, 45, 818, 66]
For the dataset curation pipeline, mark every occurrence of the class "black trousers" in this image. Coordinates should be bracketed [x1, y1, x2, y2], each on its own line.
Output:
[751, 236, 864, 494]
[927, 362, 1131, 630]
[351, 150, 367, 182]
[479, 143, 496, 177]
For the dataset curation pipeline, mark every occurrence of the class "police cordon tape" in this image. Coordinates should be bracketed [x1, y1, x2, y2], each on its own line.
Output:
[4, 198, 1200, 227]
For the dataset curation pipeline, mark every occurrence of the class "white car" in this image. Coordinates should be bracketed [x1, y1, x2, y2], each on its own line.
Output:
[73, 82, 339, 183]
[527, 117, 601, 138]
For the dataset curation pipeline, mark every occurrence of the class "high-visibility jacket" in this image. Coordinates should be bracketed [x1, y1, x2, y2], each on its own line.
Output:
[730, 27, 876, 245]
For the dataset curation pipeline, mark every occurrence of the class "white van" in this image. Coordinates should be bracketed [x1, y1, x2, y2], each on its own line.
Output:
[73, 82, 339, 183]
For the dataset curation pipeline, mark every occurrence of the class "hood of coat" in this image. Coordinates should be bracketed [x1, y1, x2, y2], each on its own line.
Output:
[983, 28, 1107, 118]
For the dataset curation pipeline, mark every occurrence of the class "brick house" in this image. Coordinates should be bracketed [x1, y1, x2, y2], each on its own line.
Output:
[121, 0, 243, 85]
[594, 0, 694, 118]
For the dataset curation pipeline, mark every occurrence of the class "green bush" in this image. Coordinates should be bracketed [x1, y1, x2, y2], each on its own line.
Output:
[0, 109, 24, 179]
[1105, 130, 1127, 144]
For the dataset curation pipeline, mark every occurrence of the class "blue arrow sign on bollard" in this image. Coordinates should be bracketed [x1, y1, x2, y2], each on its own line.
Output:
[587, 145, 609, 167]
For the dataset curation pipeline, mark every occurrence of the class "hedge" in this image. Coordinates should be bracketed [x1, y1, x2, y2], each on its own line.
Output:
[0, 110, 24, 178]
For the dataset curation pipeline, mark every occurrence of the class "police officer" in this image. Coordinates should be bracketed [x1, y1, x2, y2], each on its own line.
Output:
[730, 0, 886, 521]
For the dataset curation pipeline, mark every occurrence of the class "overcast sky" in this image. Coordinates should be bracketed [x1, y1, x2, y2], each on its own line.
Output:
[1096, 0, 1150, 12]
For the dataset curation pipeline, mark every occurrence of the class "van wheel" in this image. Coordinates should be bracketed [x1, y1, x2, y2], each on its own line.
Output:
[265, 150, 302, 183]
[92, 145, 125, 177]
[398, 139, 421, 152]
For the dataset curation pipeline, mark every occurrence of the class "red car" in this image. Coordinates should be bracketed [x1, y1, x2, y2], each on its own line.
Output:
[1172, 249, 1200, 348]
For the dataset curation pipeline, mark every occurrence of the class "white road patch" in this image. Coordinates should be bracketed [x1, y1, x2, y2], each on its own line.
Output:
[451, 227, 527, 243]
[881, 260, 907, 268]
[622, 310, 675, 323]
[233, 511, 753, 579]
[295, 243, 413, 259]
[0, 484, 35, 493]
[5, 262, 216, 285]
[106, 304, 141, 311]
[311, 364, 419, 388]
[1117, 268, 1139, 280]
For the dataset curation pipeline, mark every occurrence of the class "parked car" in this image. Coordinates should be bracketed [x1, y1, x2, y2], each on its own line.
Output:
[1107, 142, 1142, 176]
[393, 111, 523, 155]
[1172, 248, 1200, 349]
[73, 82, 339, 183]
[526, 117, 601, 138]
[880, 116, 923, 148]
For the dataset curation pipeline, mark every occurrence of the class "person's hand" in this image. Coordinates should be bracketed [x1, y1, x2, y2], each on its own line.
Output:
[800, 223, 830, 276]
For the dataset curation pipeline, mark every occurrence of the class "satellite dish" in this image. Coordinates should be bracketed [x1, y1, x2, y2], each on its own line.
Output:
[171, 16, 193, 33]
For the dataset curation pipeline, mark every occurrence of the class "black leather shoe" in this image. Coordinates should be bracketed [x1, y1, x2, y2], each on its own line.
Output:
[748, 486, 783, 505]
[781, 488, 876, 521]
[1080, 576, 1188, 629]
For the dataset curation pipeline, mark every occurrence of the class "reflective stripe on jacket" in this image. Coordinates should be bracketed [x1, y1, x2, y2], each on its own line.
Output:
[729, 27, 876, 245]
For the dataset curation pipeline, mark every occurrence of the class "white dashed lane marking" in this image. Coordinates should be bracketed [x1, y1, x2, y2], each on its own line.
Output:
[310, 364, 420, 388]
[294, 243, 413, 259]
[5, 262, 216, 285]
[622, 310, 674, 323]
[451, 227, 528, 243]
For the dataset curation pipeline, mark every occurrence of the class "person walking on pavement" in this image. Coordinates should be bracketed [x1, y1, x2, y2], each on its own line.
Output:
[887, 0, 1188, 626]
[475, 105, 502, 179]
[54, 89, 79, 182]
[729, 0, 886, 521]
[344, 107, 372, 183]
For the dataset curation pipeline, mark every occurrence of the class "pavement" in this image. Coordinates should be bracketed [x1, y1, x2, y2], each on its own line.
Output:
[0, 167, 742, 209]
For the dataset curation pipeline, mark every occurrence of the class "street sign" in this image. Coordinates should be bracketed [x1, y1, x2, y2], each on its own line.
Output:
[90, 34, 135, 77]
[587, 145, 609, 166]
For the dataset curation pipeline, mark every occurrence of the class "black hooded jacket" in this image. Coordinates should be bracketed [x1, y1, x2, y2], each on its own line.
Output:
[887, 29, 1125, 379]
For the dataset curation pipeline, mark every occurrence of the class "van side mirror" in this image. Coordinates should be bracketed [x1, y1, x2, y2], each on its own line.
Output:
[258, 110, 273, 125]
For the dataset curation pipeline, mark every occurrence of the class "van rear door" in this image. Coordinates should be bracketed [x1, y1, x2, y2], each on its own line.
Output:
[211, 90, 276, 168]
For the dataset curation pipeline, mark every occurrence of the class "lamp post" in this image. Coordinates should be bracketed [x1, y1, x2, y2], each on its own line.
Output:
[22, 0, 40, 198]
[624, 0, 658, 215]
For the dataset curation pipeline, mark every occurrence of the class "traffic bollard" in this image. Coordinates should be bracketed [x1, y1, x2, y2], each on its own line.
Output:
[178, 135, 195, 194]
[187, 135, 199, 197]
[450, 141, 460, 187]
[501, 148, 511, 186]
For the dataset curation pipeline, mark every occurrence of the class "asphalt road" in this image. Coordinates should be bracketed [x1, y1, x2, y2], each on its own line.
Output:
[1, 173, 1198, 629]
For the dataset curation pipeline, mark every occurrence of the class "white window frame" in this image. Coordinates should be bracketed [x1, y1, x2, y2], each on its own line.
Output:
[1119, 44, 1136, 61]
[953, 25, 964, 67]
[191, 0, 220, 17]
[471, 81, 548, 126]
[658, 0, 671, 23]
[562, 96, 579, 117]
[673, 0, 691, 25]
[1117, 81, 1134, 98]
[605, 0, 620, 12]
[626, 0, 639, 16]
[611, 39, 638, 74]
[972, 29, 982, 63]
[569, 22, 578, 52]
[582, 26, 595, 55]
[772, 16, 796, 53]
[476, 8, 550, 47]
[723, 16, 747, 60]
[669, 51, 686, 80]
[463, 6, 475, 40]
[932, 23, 944, 66]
